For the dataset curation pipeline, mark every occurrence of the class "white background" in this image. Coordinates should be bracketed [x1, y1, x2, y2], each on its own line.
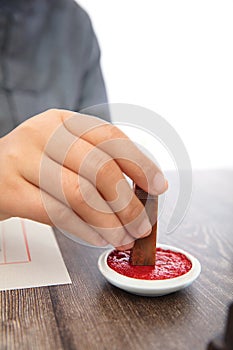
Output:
[77, 0, 233, 170]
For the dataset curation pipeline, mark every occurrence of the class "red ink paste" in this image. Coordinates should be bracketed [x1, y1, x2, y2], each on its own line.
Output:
[107, 248, 192, 280]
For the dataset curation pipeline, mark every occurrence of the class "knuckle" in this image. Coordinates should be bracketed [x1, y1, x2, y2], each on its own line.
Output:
[42, 108, 63, 123]
[121, 200, 141, 223]
[75, 179, 96, 209]
[104, 124, 127, 140]
[97, 158, 120, 180]
[17, 119, 44, 143]
[6, 146, 20, 163]
[45, 108, 60, 115]
[17, 123, 35, 139]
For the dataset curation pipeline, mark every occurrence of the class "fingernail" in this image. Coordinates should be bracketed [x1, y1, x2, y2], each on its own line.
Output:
[140, 229, 152, 238]
[153, 172, 167, 194]
[137, 218, 152, 237]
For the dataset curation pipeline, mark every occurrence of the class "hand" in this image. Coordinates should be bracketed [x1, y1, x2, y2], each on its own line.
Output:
[0, 109, 168, 249]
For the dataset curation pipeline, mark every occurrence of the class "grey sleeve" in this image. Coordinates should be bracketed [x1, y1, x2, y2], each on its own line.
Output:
[77, 18, 110, 122]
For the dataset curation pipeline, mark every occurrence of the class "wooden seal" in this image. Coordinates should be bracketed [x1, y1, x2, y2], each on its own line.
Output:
[130, 185, 158, 266]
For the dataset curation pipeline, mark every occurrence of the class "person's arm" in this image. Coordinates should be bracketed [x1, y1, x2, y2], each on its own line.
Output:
[0, 109, 167, 249]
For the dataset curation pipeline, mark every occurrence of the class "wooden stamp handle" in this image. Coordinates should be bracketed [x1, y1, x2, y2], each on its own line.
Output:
[130, 185, 158, 266]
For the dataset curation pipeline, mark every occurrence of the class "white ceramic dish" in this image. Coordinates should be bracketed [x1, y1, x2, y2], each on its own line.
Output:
[98, 244, 201, 297]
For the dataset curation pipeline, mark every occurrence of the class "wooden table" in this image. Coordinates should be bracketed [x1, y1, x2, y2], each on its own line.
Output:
[1, 170, 233, 350]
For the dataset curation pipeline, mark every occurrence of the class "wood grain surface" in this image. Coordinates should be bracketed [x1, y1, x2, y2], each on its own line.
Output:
[0, 170, 233, 350]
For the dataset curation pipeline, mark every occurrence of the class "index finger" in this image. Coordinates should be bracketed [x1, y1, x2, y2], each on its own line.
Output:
[62, 112, 168, 195]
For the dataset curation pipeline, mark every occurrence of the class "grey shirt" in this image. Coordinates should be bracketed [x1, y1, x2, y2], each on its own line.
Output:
[0, 0, 109, 137]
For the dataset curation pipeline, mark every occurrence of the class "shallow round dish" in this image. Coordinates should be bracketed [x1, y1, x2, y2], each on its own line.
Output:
[98, 244, 201, 296]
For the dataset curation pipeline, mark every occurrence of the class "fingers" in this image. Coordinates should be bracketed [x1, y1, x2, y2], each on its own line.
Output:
[20, 152, 135, 247]
[61, 112, 168, 195]
[43, 127, 152, 239]
[39, 190, 109, 247]
[3, 174, 109, 247]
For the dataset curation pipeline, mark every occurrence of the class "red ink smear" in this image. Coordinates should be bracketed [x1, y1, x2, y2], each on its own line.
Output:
[107, 248, 192, 280]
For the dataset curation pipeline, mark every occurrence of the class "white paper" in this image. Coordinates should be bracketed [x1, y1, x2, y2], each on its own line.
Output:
[0, 218, 71, 291]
